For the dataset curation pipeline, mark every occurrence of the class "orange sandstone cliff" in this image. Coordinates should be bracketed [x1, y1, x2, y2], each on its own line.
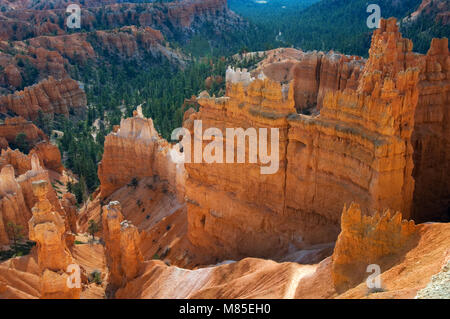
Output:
[102, 201, 143, 292]
[0, 117, 47, 149]
[98, 106, 185, 200]
[256, 48, 365, 113]
[0, 77, 86, 120]
[183, 18, 432, 262]
[28, 179, 79, 299]
[331, 203, 417, 292]
[412, 38, 450, 222]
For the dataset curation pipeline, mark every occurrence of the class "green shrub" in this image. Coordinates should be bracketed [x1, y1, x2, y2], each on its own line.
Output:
[88, 270, 102, 285]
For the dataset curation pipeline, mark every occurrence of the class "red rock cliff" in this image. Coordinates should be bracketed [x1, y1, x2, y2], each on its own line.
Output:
[183, 18, 436, 262]
[98, 106, 185, 200]
[0, 117, 47, 149]
[257, 48, 365, 113]
[0, 77, 86, 120]
[102, 201, 143, 290]
[412, 38, 450, 222]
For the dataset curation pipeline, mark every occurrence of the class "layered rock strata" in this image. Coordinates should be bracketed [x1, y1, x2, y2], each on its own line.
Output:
[0, 77, 86, 120]
[0, 26, 180, 92]
[184, 18, 433, 261]
[102, 201, 143, 290]
[0, 151, 66, 245]
[256, 48, 365, 113]
[0, 165, 30, 245]
[331, 202, 417, 292]
[0, 141, 63, 175]
[98, 106, 185, 200]
[28, 179, 79, 299]
[0, 117, 47, 148]
[184, 75, 298, 260]
[411, 38, 450, 221]
[0, 0, 233, 41]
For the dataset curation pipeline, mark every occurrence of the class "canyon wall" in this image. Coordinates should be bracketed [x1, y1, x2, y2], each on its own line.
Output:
[0, 26, 181, 92]
[0, 77, 86, 120]
[0, 0, 233, 42]
[412, 38, 450, 222]
[98, 107, 185, 200]
[257, 34, 449, 225]
[183, 18, 438, 262]
[183, 73, 298, 260]
[286, 17, 420, 236]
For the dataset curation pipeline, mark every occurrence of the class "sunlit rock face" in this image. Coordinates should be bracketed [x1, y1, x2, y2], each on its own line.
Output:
[0, 77, 86, 120]
[183, 18, 448, 263]
[98, 106, 185, 200]
[0, 154, 58, 245]
[286, 17, 420, 240]
[28, 180, 72, 271]
[0, 117, 47, 150]
[183, 74, 298, 261]
[331, 202, 417, 292]
[0, 139, 70, 246]
[412, 38, 450, 222]
[102, 201, 143, 290]
[256, 48, 365, 113]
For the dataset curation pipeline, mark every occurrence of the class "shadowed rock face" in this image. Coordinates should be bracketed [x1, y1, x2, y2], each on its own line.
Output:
[331, 202, 417, 293]
[256, 48, 365, 114]
[27, 179, 80, 299]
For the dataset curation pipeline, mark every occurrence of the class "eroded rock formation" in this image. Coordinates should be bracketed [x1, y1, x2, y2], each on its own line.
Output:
[0, 0, 235, 42]
[0, 165, 30, 245]
[102, 201, 143, 290]
[184, 75, 298, 260]
[0, 147, 68, 246]
[331, 202, 417, 292]
[183, 18, 445, 262]
[28, 179, 79, 299]
[412, 38, 450, 222]
[98, 106, 185, 200]
[0, 77, 86, 120]
[0, 141, 63, 175]
[0, 26, 181, 92]
[0, 117, 47, 149]
[28, 180, 72, 270]
[256, 48, 365, 113]
[29, 141, 64, 173]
